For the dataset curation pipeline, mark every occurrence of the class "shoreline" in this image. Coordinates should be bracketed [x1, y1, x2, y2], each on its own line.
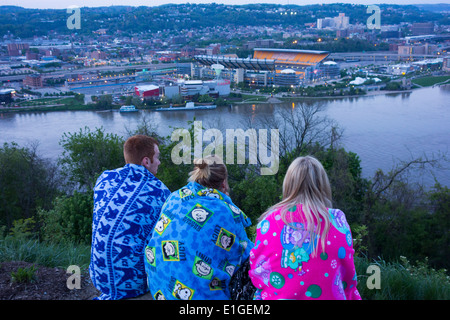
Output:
[0, 84, 443, 113]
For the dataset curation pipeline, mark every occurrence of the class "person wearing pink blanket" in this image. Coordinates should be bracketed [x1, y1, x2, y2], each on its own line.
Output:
[248, 156, 361, 300]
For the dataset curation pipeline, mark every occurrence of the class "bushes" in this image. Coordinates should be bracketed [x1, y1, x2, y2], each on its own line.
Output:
[59, 126, 125, 190]
[39, 191, 93, 245]
[356, 256, 450, 300]
[0, 142, 60, 230]
[0, 236, 91, 270]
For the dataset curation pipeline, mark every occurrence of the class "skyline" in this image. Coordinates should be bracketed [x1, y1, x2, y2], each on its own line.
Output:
[1, 0, 449, 10]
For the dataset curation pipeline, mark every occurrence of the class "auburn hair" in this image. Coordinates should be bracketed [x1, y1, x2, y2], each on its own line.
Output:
[123, 135, 159, 165]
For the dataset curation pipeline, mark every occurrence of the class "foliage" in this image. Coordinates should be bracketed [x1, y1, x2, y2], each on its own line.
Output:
[156, 120, 200, 192]
[0, 4, 446, 38]
[0, 236, 91, 269]
[198, 94, 214, 103]
[356, 255, 450, 300]
[58, 126, 125, 190]
[95, 95, 113, 110]
[0, 142, 60, 230]
[39, 191, 93, 245]
[10, 265, 38, 283]
[8, 218, 37, 240]
[229, 171, 281, 224]
[351, 224, 369, 257]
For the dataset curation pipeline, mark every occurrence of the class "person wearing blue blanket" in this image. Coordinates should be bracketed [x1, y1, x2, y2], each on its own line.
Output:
[145, 155, 254, 300]
[90, 135, 170, 300]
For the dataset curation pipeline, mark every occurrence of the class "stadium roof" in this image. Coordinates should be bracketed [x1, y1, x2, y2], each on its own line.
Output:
[194, 48, 330, 72]
[194, 55, 275, 71]
[253, 48, 329, 55]
[253, 48, 330, 66]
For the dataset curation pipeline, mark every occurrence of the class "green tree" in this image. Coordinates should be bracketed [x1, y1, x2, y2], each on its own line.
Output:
[96, 94, 113, 109]
[58, 127, 125, 191]
[39, 191, 93, 244]
[0, 142, 60, 230]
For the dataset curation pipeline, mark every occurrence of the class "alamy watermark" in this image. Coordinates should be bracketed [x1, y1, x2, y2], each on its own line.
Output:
[366, 265, 381, 290]
[66, 265, 81, 290]
[67, 5, 81, 30]
[367, 5, 381, 30]
[170, 121, 280, 175]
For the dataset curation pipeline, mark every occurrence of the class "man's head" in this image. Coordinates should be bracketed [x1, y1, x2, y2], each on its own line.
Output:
[123, 135, 160, 175]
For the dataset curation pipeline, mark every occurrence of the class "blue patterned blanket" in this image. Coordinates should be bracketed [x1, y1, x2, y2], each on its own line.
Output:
[89, 163, 170, 300]
[145, 181, 254, 300]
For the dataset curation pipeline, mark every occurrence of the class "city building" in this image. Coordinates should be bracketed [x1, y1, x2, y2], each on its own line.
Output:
[135, 84, 160, 99]
[388, 64, 415, 75]
[318, 61, 340, 79]
[243, 39, 283, 50]
[162, 84, 181, 100]
[411, 23, 434, 36]
[23, 74, 43, 88]
[443, 56, 450, 72]
[90, 50, 107, 60]
[7, 43, 30, 56]
[177, 79, 230, 100]
[0, 88, 15, 104]
[317, 13, 349, 30]
[398, 43, 438, 56]
[412, 58, 443, 72]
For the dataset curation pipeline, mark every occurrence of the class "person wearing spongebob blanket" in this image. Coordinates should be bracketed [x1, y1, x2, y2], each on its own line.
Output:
[144, 155, 254, 300]
[249, 156, 361, 300]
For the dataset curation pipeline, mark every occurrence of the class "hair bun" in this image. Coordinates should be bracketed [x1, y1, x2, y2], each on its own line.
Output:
[194, 159, 208, 170]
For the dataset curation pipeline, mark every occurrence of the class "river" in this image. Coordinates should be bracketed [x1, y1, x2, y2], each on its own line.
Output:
[0, 85, 449, 188]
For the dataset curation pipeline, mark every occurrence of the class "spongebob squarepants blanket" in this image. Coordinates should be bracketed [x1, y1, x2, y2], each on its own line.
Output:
[145, 181, 254, 300]
[89, 163, 170, 300]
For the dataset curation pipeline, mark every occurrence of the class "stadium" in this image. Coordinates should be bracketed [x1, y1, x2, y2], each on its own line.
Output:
[193, 48, 338, 87]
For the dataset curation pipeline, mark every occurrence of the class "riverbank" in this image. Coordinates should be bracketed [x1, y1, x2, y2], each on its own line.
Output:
[277, 88, 414, 102]
[0, 79, 447, 113]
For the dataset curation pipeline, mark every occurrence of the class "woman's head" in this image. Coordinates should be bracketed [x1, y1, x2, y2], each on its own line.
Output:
[188, 155, 228, 193]
[261, 156, 332, 256]
[282, 156, 332, 207]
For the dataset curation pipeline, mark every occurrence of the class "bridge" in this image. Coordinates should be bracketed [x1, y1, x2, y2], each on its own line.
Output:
[329, 51, 441, 62]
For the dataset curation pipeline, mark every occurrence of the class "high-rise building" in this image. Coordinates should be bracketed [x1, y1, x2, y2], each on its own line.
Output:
[411, 23, 434, 36]
[317, 13, 349, 30]
[7, 43, 30, 56]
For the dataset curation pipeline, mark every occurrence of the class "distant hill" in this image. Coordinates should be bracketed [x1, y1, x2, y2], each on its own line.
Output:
[0, 3, 448, 39]
[414, 3, 450, 13]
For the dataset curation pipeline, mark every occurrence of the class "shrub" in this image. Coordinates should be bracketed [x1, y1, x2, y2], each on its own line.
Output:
[11, 265, 38, 283]
[39, 191, 93, 244]
[355, 256, 450, 300]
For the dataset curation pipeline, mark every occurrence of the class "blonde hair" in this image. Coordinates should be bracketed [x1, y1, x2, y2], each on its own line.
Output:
[259, 156, 332, 256]
[188, 155, 228, 191]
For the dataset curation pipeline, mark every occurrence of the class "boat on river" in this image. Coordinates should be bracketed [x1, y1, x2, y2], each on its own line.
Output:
[155, 102, 216, 111]
[119, 105, 138, 112]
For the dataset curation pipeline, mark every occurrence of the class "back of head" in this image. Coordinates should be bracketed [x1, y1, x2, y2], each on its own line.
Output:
[282, 156, 332, 207]
[124, 135, 158, 165]
[262, 155, 332, 256]
[188, 155, 227, 191]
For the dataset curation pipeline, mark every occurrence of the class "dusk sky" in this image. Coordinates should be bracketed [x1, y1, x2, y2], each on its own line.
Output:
[1, 0, 449, 10]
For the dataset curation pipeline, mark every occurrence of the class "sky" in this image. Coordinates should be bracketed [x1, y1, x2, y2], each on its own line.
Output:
[1, 0, 449, 10]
